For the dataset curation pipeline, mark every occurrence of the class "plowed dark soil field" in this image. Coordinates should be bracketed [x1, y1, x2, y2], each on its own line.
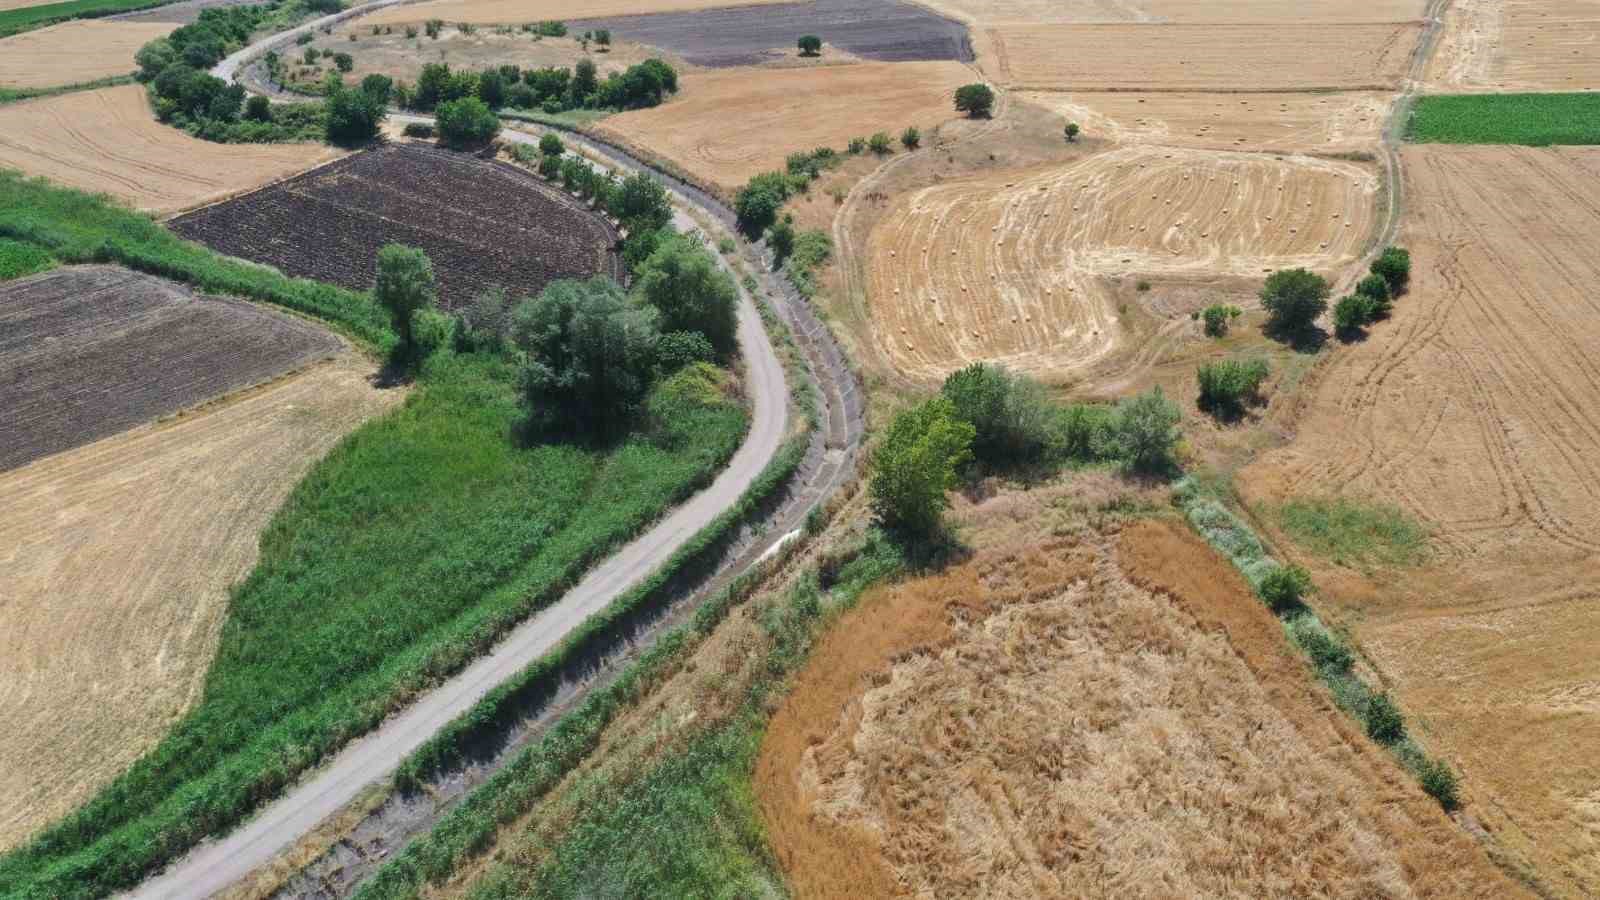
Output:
[0, 265, 341, 471]
[571, 0, 972, 67]
[168, 143, 622, 307]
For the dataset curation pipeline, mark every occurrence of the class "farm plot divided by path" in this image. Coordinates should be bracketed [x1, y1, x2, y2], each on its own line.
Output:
[0, 19, 170, 88]
[0, 85, 340, 214]
[1241, 146, 1600, 897]
[169, 143, 622, 307]
[0, 353, 401, 851]
[1427, 0, 1600, 92]
[0, 266, 342, 472]
[865, 146, 1377, 381]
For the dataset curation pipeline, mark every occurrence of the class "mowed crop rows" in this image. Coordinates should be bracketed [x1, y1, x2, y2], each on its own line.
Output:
[1241, 146, 1600, 896]
[0, 266, 342, 472]
[0, 19, 168, 87]
[865, 146, 1376, 380]
[1428, 0, 1600, 91]
[169, 143, 622, 307]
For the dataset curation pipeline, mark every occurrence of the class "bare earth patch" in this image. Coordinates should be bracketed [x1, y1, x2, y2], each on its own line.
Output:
[0, 20, 171, 88]
[1240, 145, 1600, 898]
[0, 353, 403, 851]
[593, 61, 973, 191]
[0, 84, 340, 214]
[1426, 0, 1600, 92]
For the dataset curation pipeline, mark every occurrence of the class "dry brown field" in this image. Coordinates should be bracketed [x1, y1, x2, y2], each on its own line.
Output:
[1241, 145, 1600, 898]
[1426, 0, 1600, 91]
[0, 353, 403, 851]
[0, 85, 341, 214]
[982, 22, 1419, 90]
[360, 0, 789, 27]
[1021, 91, 1391, 155]
[862, 145, 1377, 381]
[0, 20, 170, 88]
[910, 0, 1424, 26]
[593, 61, 972, 191]
[755, 487, 1519, 898]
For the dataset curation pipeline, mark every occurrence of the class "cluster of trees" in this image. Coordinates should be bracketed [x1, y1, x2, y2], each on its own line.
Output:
[1333, 247, 1410, 337]
[1259, 246, 1411, 342]
[397, 57, 676, 116]
[1196, 357, 1269, 417]
[870, 362, 1183, 536]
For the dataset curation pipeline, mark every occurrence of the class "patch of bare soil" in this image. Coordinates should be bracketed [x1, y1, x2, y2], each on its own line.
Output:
[0, 353, 404, 851]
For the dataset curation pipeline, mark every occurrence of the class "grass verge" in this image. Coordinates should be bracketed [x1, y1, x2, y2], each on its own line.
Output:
[0, 75, 135, 107]
[1407, 93, 1600, 145]
[0, 0, 173, 37]
[1274, 495, 1429, 569]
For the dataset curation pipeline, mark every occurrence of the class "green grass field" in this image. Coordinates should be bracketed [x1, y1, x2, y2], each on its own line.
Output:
[0, 0, 174, 37]
[1275, 496, 1430, 570]
[0, 238, 53, 279]
[0, 76, 134, 107]
[0, 171, 750, 898]
[1407, 93, 1600, 145]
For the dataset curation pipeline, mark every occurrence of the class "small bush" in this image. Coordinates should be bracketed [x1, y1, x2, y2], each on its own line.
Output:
[404, 25, 417, 38]
[295, 32, 312, 45]
[1332, 293, 1377, 335]
[244, 94, 271, 121]
[1287, 616, 1353, 673]
[1355, 272, 1391, 303]
[425, 18, 443, 38]
[1416, 757, 1459, 809]
[867, 131, 892, 155]
[797, 34, 821, 56]
[847, 136, 866, 154]
[716, 236, 735, 254]
[900, 125, 920, 149]
[538, 153, 561, 179]
[1365, 693, 1406, 744]
[0, 239, 53, 281]
[652, 330, 715, 375]
[538, 131, 563, 155]
[1256, 563, 1311, 612]
[954, 82, 994, 118]
[1371, 246, 1410, 294]
[1135, 279, 1150, 292]
[1105, 387, 1182, 473]
[1196, 357, 1268, 413]
[333, 52, 354, 73]
[1201, 303, 1241, 337]
[409, 307, 456, 358]
[402, 121, 435, 138]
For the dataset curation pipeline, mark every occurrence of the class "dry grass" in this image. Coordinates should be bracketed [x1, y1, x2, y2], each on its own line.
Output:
[863, 145, 1377, 381]
[0, 20, 170, 88]
[360, 0, 790, 27]
[1426, 0, 1600, 92]
[304, 23, 662, 88]
[911, 0, 1424, 26]
[592, 61, 973, 191]
[0, 353, 403, 851]
[755, 486, 1518, 898]
[1240, 145, 1600, 898]
[0, 85, 341, 214]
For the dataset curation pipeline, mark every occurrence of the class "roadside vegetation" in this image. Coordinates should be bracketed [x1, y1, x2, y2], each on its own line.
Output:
[0, 75, 135, 107]
[1275, 496, 1430, 570]
[1407, 92, 1600, 145]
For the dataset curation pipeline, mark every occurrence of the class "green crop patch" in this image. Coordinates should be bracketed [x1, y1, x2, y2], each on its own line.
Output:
[0, 0, 173, 37]
[1407, 93, 1600, 145]
[0, 238, 52, 280]
[1276, 495, 1429, 570]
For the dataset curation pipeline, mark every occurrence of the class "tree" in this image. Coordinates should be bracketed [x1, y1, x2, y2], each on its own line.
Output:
[1371, 246, 1410, 295]
[867, 131, 892, 155]
[244, 94, 271, 121]
[594, 28, 611, 49]
[870, 397, 975, 535]
[512, 277, 660, 435]
[414, 62, 451, 109]
[1104, 387, 1181, 472]
[633, 234, 739, 354]
[797, 34, 822, 56]
[734, 171, 789, 237]
[332, 51, 354, 72]
[940, 362, 1036, 465]
[135, 38, 177, 80]
[766, 213, 795, 262]
[538, 131, 563, 156]
[1332, 293, 1377, 336]
[373, 244, 437, 351]
[360, 73, 393, 104]
[476, 68, 505, 108]
[571, 58, 599, 105]
[954, 82, 995, 118]
[1064, 121, 1080, 142]
[609, 170, 672, 237]
[1259, 268, 1330, 336]
[435, 96, 500, 147]
[1258, 563, 1312, 612]
[1365, 693, 1405, 744]
[325, 82, 384, 144]
[900, 125, 921, 149]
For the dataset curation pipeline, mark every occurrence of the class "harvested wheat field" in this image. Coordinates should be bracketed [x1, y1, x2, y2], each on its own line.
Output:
[984, 23, 1418, 90]
[0, 85, 340, 214]
[0, 353, 402, 851]
[1428, 0, 1600, 91]
[593, 61, 972, 191]
[360, 0, 787, 26]
[0, 20, 171, 88]
[912, 0, 1423, 26]
[1241, 145, 1600, 897]
[864, 145, 1377, 380]
[756, 488, 1519, 898]
[1022, 91, 1391, 154]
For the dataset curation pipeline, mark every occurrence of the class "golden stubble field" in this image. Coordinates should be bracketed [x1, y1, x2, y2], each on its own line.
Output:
[0, 85, 342, 214]
[863, 145, 1377, 381]
[0, 20, 171, 88]
[1427, 0, 1600, 91]
[1241, 145, 1600, 898]
[360, 0, 788, 26]
[0, 354, 403, 850]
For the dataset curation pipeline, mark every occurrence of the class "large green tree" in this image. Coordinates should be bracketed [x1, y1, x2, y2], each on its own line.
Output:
[633, 234, 739, 354]
[373, 244, 437, 350]
[870, 397, 975, 535]
[512, 277, 660, 435]
[1259, 268, 1330, 336]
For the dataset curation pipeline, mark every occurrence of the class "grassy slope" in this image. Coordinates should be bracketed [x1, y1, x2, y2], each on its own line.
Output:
[1407, 93, 1600, 145]
[0, 174, 749, 898]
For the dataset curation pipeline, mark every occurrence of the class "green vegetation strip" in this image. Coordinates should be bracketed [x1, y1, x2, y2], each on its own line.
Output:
[0, 0, 173, 37]
[1407, 93, 1600, 146]
[0, 238, 53, 280]
[0, 75, 135, 107]
[1173, 478, 1460, 809]
[1275, 496, 1429, 570]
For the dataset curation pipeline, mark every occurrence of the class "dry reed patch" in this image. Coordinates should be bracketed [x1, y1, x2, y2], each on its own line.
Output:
[983, 22, 1419, 90]
[1426, 0, 1600, 91]
[757, 510, 1517, 898]
[1240, 145, 1600, 897]
[862, 145, 1376, 381]
[591, 61, 972, 191]
[0, 85, 341, 214]
[360, 0, 788, 27]
[1022, 91, 1391, 155]
[0, 20, 171, 88]
[0, 354, 402, 851]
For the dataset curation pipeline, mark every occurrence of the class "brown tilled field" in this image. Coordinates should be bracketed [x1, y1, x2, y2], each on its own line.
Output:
[755, 489, 1519, 898]
[0, 85, 340, 214]
[592, 61, 973, 191]
[359, 0, 788, 27]
[0, 353, 402, 851]
[1021, 91, 1391, 155]
[1427, 0, 1600, 91]
[0, 20, 172, 88]
[0, 266, 343, 472]
[983, 23, 1419, 90]
[1240, 145, 1600, 897]
[863, 145, 1377, 381]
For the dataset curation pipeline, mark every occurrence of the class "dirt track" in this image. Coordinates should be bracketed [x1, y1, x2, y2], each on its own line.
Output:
[1426, 0, 1600, 91]
[0, 20, 170, 87]
[0, 354, 402, 852]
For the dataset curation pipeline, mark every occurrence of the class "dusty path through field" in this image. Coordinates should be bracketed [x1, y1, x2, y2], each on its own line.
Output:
[1427, 0, 1600, 91]
[0, 20, 170, 87]
[0, 354, 402, 852]
[864, 145, 1376, 380]
[1242, 145, 1600, 897]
